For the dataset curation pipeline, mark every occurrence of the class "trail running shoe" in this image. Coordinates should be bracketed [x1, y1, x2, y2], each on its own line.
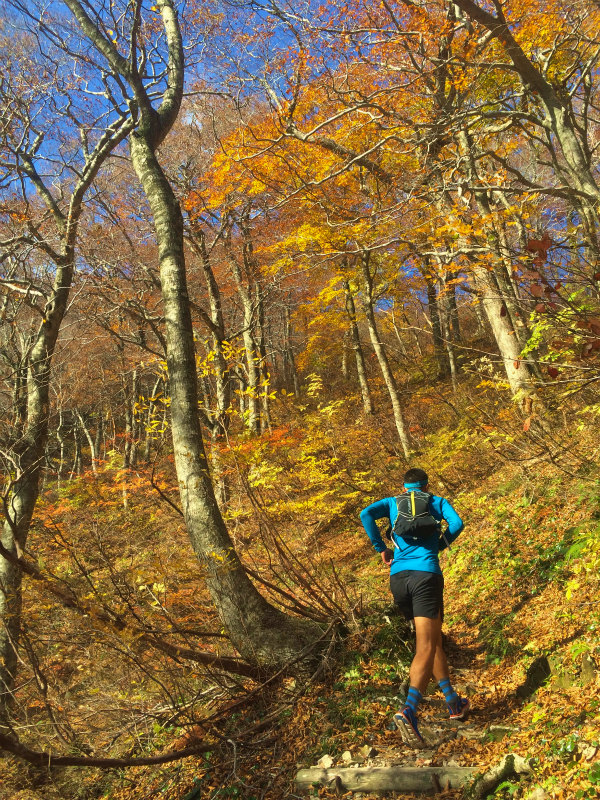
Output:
[448, 697, 470, 720]
[394, 706, 425, 748]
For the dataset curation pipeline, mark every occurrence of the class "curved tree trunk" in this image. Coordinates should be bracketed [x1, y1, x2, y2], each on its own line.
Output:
[129, 134, 322, 671]
[0, 38, 132, 726]
[1, 258, 72, 730]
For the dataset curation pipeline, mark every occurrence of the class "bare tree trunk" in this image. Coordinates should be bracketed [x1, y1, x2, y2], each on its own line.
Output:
[439, 276, 459, 392]
[187, 226, 231, 436]
[63, 0, 324, 671]
[123, 369, 139, 470]
[341, 332, 349, 380]
[471, 268, 537, 396]
[445, 272, 461, 342]
[130, 370, 140, 467]
[404, 310, 423, 356]
[94, 413, 103, 464]
[256, 288, 272, 434]
[1, 263, 75, 729]
[389, 310, 411, 359]
[143, 376, 163, 462]
[283, 304, 299, 397]
[457, 131, 538, 398]
[0, 57, 131, 725]
[69, 420, 82, 480]
[123, 385, 133, 471]
[129, 132, 322, 668]
[425, 272, 449, 380]
[359, 252, 412, 457]
[237, 374, 247, 418]
[76, 410, 97, 474]
[473, 294, 488, 336]
[242, 327, 261, 435]
[186, 229, 232, 503]
[343, 278, 374, 415]
[228, 247, 261, 435]
[56, 409, 66, 490]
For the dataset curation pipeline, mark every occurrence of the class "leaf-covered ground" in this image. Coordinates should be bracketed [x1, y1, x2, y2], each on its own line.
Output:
[118, 459, 599, 800]
[2, 393, 600, 800]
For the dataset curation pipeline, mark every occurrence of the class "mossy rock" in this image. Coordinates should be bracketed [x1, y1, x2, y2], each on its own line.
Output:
[547, 652, 597, 689]
[580, 654, 597, 685]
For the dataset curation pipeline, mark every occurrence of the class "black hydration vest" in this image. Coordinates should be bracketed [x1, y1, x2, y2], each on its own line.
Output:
[392, 490, 440, 542]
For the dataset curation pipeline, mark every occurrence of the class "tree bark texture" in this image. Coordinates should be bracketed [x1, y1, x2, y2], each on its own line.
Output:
[226, 240, 261, 435]
[296, 765, 475, 793]
[455, 132, 537, 398]
[129, 133, 322, 670]
[0, 256, 72, 728]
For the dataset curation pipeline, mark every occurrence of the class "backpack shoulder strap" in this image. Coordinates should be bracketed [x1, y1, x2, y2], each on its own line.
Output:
[411, 490, 435, 517]
[393, 494, 408, 525]
[408, 490, 415, 517]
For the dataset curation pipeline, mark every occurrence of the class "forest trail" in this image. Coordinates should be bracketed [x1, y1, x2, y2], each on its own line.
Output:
[289, 459, 600, 800]
[3, 455, 598, 800]
[294, 618, 529, 798]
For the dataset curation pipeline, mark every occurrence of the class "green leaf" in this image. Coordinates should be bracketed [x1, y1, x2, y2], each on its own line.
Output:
[589, 763, 600, 784]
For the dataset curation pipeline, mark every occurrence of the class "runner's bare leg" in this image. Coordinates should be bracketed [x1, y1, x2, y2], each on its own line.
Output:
[410, 615, 443, 693]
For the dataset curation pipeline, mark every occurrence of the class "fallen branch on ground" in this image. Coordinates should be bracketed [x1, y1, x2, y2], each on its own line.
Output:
[295, 765, 476, 793]
[0, 731, 215, 768]
[0, 539, 260, 679]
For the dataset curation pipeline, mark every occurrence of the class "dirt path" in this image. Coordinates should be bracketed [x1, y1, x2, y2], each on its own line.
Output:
[299, 619, 529, 798]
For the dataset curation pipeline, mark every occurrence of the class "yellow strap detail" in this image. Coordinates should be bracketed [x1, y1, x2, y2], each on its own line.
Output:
[410, 491, 416, 516]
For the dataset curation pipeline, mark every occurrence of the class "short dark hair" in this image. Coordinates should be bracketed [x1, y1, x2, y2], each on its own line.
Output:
[403, 467, 428, 485]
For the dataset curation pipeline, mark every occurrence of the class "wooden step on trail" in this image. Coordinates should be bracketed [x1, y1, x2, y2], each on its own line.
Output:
[295, 764, 476, 794]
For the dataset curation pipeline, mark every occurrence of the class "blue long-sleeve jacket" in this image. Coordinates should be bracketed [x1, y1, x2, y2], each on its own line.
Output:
[360, 493, 464, 576]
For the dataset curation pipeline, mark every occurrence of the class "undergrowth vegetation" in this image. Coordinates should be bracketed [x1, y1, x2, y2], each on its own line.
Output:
[2, 374, 600, 800]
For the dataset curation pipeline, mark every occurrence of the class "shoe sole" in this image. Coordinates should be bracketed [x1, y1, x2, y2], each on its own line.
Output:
[449, 700, 470, 721]
[394, 714, 426, 749]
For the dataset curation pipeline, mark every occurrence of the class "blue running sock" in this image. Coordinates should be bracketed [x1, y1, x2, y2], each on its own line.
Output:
[404, 686, 422, 713]
[438, 678, 458, 706]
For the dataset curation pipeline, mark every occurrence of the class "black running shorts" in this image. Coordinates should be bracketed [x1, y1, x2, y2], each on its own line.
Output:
[390, 570, 444, 620]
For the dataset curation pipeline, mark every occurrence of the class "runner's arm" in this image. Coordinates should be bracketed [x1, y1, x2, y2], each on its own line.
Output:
[438, 498, 464, 550]
[360, 498, 394, 552]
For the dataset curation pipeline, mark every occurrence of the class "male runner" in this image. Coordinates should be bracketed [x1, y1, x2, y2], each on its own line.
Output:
[360, 467, 469, 747]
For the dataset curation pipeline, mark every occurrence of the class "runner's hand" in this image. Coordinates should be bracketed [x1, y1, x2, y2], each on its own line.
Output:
[381, 548, 393, 566]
